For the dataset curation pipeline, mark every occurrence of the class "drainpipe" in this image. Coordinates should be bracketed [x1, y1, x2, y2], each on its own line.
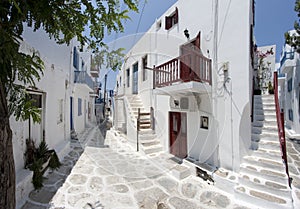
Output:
[213, 0, 219, 166]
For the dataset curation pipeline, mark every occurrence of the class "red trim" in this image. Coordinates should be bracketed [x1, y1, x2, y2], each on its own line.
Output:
[274, 71, 291, 187]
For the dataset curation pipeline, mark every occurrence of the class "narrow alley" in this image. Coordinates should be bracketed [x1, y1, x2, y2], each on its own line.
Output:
[21, 121, 252, 209]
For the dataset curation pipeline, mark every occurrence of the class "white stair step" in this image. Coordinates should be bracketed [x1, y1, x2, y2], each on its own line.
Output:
[238, 174, 290, 198]
[140, 139, 160, 146]
[242, 156, 285, 172]
[139, 133, 157, 140]
[234, 185, 292, 209]
[142, 144, 162, 154]
[240, 164, 288, 185]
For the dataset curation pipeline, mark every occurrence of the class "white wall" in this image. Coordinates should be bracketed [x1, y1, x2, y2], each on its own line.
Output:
[116, 0, 253, 171]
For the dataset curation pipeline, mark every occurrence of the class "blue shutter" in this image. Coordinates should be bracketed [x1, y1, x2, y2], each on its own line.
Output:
[73, 47, 78, 69]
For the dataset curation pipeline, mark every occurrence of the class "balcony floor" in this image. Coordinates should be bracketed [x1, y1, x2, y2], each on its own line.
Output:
[153, 81, 211, 96]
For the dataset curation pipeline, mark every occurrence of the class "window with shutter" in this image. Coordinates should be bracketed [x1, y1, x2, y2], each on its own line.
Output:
[73, 47, 80, 70]
[165, 16, 172, 30]
[165, 7, 178, 30]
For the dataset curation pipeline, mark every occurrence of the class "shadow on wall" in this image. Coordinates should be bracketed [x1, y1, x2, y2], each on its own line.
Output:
[239, 102, 251, 160]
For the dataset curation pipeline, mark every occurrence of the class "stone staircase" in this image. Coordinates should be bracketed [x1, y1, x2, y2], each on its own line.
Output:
[127, 95, 163, 156]
[234, 94, 293, 209]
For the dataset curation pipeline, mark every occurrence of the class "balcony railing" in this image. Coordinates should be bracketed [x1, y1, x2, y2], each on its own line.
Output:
[74, 71, 95, 90]
[154, 52, 212, 88]
[280, 51, 294, 66]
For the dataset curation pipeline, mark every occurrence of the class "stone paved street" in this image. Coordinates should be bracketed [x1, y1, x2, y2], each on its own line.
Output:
[21, 124, 250, 209]
[46, 125, 250, 209]
[20, 121, 300, 209]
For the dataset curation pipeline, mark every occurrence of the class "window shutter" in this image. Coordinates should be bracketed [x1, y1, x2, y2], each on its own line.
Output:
[174, 7, 178, 24]
[165, 16, 171, 30]
[73, 47, 77, 69]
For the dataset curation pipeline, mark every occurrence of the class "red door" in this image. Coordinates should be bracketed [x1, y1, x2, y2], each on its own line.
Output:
[169, 112, 187, 159]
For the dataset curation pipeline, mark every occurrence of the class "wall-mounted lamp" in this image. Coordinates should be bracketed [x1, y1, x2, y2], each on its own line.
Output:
[184, 29, 190, 39]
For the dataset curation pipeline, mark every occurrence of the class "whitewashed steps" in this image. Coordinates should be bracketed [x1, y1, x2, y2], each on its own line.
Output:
[235, 94, 292, 209]
[126, 95, 163, 156]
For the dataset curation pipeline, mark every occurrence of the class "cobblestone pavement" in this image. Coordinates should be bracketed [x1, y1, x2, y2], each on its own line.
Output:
[286, 138, 300, 206]
[20, 121, 300, 209]
[46, 127, 250, 209]
[20, 120, 251, 209]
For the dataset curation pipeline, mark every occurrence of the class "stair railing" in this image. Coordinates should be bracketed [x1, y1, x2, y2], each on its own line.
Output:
[136, 108, 140, 152]
[273, 71, 291, 187]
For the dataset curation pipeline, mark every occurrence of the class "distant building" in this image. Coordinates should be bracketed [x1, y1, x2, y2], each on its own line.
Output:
[278, 30, 300, 139]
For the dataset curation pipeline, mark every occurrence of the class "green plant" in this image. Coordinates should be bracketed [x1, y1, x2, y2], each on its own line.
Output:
[268, 81, 274, 94]
[25, 139, 61, 189]
[48, 152, 62, 170]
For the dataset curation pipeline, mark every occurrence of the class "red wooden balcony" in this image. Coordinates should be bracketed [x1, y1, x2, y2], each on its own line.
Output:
[154, 52, 212, 88]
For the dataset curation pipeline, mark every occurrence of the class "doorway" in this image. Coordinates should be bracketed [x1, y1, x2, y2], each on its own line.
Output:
[70, 97, 74, 130]
[132, 62, 138, 94]
[169, 112, 187, 159]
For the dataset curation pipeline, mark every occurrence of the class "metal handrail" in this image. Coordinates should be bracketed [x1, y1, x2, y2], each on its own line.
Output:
[273, 71, 291, 187]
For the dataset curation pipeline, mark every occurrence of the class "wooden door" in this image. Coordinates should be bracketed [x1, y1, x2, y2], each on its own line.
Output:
[169, 112, 187, 159]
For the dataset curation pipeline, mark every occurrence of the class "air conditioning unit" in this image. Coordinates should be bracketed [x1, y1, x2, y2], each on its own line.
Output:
[180, 97, 189, 110]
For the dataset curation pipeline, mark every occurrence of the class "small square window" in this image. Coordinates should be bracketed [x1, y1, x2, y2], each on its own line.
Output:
[156, 20, 162, 30]
[201, 116, 209, 129]
[165, 7, 178, 30]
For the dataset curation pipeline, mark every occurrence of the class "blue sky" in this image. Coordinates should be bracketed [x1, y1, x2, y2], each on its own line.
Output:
[255, 0, 297, 61]
[101, 0, 298, 90]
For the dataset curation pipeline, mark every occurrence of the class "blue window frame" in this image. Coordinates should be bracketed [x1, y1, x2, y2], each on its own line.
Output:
[73, 47, 79, 69]
[78, 98, 82, 116]
[288, 78, 293, 92]
[289, 109, 293, 121]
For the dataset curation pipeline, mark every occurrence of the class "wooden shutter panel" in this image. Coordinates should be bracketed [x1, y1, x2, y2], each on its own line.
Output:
[174, 7, 178, 24]
[165, 16, 171, 30]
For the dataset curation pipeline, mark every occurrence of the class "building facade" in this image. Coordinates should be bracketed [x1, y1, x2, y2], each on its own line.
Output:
[13, 27, 98, 208]
[278, 32, 300, 139]
[114, 0, 254, 172]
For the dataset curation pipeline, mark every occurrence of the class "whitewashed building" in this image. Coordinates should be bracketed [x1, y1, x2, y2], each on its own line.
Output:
[13, 27, 98, 208]
[278, 31, 300, 139]
[114, 0, 255, 172]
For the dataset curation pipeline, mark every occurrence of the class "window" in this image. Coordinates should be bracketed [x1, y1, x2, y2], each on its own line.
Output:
[29, 94, 42, 108]
[156, 20, 162, 30]
[120, 76, 122, 87]
[142, 55, 148, 81]
[288, 78, 293, 92]
[81, 60, 85, 71]
[78, 98, 82, 116]
[126, 68, 130, 87]
[165, 7, 178, 30]
[73, 47, 79, 69]
[57, 99, 63, 124]
[289, 109, 293, 121]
